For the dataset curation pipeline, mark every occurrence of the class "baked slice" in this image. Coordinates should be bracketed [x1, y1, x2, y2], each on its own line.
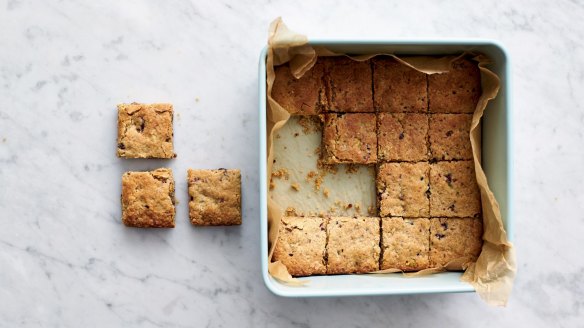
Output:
[377, 113, 429, 162]
[377, 162, 430, 217]
[272, 216, 327, 276]
[324, 57, 374, 113]
[117, 103, 175, 158]
[381, 217, 430, 271]
[188, 169, 242, 226]
[429, 217, 483, 269]
[429, 114, 473, 161]
[322, 113, 377, 164]
[272, 61, 326, 115]
[429, 161, 481, 217]
[373, 56, 428, 113]
[121, 168, 175, 228]
[428, 57, 481, 114]
[326, 217, 380, 274]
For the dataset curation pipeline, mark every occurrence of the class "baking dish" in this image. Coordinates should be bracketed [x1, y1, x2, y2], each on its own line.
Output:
[258, 40, 512, 297]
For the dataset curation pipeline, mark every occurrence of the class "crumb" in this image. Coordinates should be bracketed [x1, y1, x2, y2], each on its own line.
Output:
[271, 168, 289, 180]
[314, 175, 324, 191]
[276, 134, 281, 139]
[345, 203, 353, 210]
[269, 181, 275, 190]
[285, 207, 300, 216]
[195, 97, 200, 102]
[323, 188, 330, 198]
[291, 182, 300, 191]
[354, 203, 361, 213]
[298, 116, 322, 134]
[293, 132, 299, 137]
[368, 206, 376, 216]
[1, 138, 6, 143]
[314, 146, 321, 155]
[316, 160, 339, 175]
[306, 171, 317, 181]
[345, 164, 359, 174]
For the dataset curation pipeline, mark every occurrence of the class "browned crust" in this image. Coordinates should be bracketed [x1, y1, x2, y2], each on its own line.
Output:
[429, 217, 483, 269]
[272, 217, 327, 276]
[381, 217, 430, 271]
[428, 57, 481, 114]
[272, 61, 327, 115]
[429, 114, 473, 161]
[377, 113, 429, 162]
[121, 168, 176, 228]
[117, 103, 175, 158]
[324, 57, 374, 113]
[322, 113, 377, 164]
[326, 217, 380, 274]
[377, 162, 430, 217]
[429, 161, 481, 217]
[373, 56, 428, 113]
[188, 169, 242, 226]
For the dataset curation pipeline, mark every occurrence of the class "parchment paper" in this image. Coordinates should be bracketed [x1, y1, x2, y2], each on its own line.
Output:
[265, 18, 516, 305]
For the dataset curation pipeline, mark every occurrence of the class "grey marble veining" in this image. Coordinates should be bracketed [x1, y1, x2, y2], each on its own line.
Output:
[1, 0, 583, 327]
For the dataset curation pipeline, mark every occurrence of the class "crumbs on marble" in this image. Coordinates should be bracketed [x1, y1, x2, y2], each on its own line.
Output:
[195, 97, 200, 103]
[1, 138, 6, 143]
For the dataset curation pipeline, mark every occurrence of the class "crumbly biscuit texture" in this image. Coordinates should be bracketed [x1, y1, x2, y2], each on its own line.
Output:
[381, 217, 430, 271]
[121, 168, 176, 228]
[272, 217, 327, 276]
[373, 57, 428, 113]
[326, 217, 380, 274]
[377, 162, 430, 217]
[377, 113, 429, 162]
[325, 57, 374, 112]
[429, 161, 481, 217]
[429, 217, 483, 269]
[117, 103, 175, 158]
[272, 62, 326, 115]
[429, 114, 473, 160]
[322, 113, 377, 164]
[428, 57, 481, 114]
[188, 169, 242, 226]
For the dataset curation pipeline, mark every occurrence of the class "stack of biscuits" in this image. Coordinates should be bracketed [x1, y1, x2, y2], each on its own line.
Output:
[271, 55, 483, 276]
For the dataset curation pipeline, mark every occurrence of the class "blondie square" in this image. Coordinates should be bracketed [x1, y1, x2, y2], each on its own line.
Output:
[322, 113, 377, 164]
[429, 161, 481, 217]
[326, 217, 380, 274]
[428, 57, 481, 114]
[272, 217, 327, 276]
[373, 56, 428, 113]
[429, 114, 473, 161]
[377, 113, 429, 162]
[325, 57, 374, 113]
[188, 169, 242, 226]
[121, 168, 175, 228]
[381, 217, 430, 271]
[117, 103, 175, 158]
[377, 162, 430, 217]
[272, 61, 326, 115]
[429, 217, 483, 269]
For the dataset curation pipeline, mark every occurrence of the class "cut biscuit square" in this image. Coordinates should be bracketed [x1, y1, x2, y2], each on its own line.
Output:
[428, 57, 481, 114]
[429, 217, 483, 269]
[429, 161, 481, 217]
[381, 217, 430, 271]
[429, 114, 473, 161]
[322, 113, 377, 164]
[373, 56, 428, 113]
[272, 217, 327, 276]
[272, 61, 326, 115]
[117, 103, 175, 158]
[121, 168, 175, 228]
[377, 162, 430, 217]
[377, 113, 429, 162]
[188, 169, 242, 226]
[326, 217, 380, 274]
[325, 57, 374, 113]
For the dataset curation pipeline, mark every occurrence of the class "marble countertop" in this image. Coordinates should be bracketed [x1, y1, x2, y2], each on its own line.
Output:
[1, 1, 583, 326]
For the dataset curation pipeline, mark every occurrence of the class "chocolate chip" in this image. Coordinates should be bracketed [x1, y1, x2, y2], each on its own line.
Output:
[445, 173, 453, 186]
[425, 189, 431, 198]
[448, 204, 456, 211]
[435, 233, 445, 240]
[118, 143, 125, 150]
[446, 130, 453, 137]
[441, 222, 448, 230]
[399, 132, 405, 140]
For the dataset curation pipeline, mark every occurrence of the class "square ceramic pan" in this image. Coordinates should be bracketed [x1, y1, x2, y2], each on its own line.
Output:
[258, 40, 513, 297]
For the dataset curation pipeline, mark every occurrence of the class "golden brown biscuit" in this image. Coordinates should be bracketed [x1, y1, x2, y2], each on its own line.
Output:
[377, 162, 430, 217]
[272, 61, 326, 115]
[373, 56, 428, 113]
[429, 161, 481, 217]
[188, 169, 242, 226]
[272, 217, 327, 276]
[428, 57, 481, 114]
[121, 168, 175, 228]
[322, 113, 377, 164]
[377, 113, 429, 162]
[324, 57, 374, 113]
[326, 217, 380, 274]
[429, 217, 483, 269]
[117, 103, 175, 158]
[381, 217, 430, 271]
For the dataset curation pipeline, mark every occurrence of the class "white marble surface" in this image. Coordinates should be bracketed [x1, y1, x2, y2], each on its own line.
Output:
[1, 0, 583, 326]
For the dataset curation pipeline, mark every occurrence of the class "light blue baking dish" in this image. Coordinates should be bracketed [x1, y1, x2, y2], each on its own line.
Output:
[258, 40, 513, 297]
